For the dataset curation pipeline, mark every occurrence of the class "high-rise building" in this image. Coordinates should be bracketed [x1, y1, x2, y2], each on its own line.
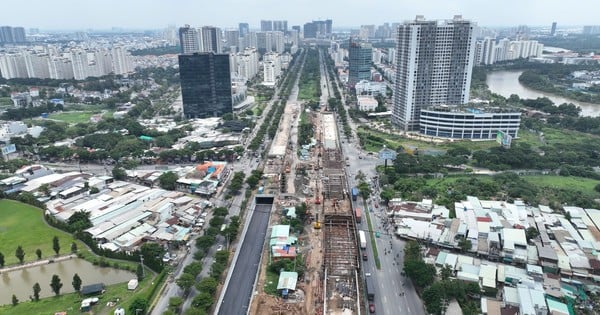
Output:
[273, 20, 288, 33]
[178, 52, 232, 119]
[392, 15, 476, 131]
[224, 30, 240, 52]
[201, 26, 222, 53]
[179, 25, 201, 53]
[239, 23, 249, 37]
[347, 39, 372, 87]
[271, 31, 285, 53]
[583, 25, 600, 35]
[550, 22, 557, 36]
[11, 27, 25, 43]
[303, 20, 333, 39]
[256, 32, 272, 54]
[261, 20, 273, 32]
[0, 26, 26, 44]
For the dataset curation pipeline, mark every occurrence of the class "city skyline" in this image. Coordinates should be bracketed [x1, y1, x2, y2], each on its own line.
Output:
[1, 0, 599, 30]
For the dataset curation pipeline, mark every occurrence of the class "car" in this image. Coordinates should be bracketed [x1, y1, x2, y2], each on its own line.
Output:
[216, 245, 224, 251]
[369, 303, 376, 313]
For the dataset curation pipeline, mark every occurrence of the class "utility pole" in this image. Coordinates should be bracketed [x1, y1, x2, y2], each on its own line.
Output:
[139, 254, 145, 278]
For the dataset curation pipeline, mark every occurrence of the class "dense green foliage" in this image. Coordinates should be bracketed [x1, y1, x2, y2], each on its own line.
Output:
[298, 48, 321, 102]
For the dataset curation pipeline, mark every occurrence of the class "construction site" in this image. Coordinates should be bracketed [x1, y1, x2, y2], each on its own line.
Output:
[250, 49, 361, 315]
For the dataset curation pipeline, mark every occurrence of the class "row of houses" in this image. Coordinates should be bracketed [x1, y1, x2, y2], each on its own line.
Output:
[390, 196, 600, 314]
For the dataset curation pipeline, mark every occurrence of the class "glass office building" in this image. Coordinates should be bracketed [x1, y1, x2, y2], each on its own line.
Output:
[178, 52, 232, 119]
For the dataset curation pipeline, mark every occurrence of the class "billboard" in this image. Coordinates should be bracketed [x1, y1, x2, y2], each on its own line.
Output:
[496, 131, 512, 148]
[1, 144, 16, 156]
[378, 147, 397, 161]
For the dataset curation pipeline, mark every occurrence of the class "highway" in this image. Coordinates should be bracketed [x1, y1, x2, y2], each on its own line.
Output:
[216, 203, 272, 315]
[319, 47, 426, 315]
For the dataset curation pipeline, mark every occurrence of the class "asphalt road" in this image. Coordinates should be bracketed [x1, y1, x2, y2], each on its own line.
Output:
[320, 49, 425, 315]
[217, 203, 272, 315]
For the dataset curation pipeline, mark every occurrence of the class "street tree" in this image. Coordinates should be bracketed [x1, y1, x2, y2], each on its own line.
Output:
[72, 273, 82, 292]
[191, 292, 213, 310]
[183, 261, 202, 278]
[195, 277, 218, 295]
[422, 284, 443, 315]
[36, 249, 42, 259]
[32, 282, 41, 301]
[71, 242, 78, 253]
[158, 171, 179, 190]
[15, 245, 25, 264]
[168, 296, 184, 312]
[440, 264, 453, 280]
[52, 236, 60, 255]
[50, 274, 63, 295]
[0, 252, 5, 267]
[12, 294, 18, 306]
[175, 273, 195, 293]
[112, 167, 127, 180]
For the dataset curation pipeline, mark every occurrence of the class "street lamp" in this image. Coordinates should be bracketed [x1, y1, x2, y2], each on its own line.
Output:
[139, 254, 145, 278]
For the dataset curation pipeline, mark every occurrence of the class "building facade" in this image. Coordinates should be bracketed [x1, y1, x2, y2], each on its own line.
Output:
[392, 16, 476, 131]
[200, 26, 222, 53]
[179, 25, 202, 54]
[347, 39, 373, 87]
[418, 105, 521, 139]
[178, 53, 232, 119]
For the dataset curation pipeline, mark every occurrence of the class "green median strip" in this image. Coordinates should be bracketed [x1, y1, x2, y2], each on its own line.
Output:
[364, 204, 381, 270]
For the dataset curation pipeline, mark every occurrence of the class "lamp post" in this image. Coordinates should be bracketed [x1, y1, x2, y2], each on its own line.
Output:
[139, 254, 145, 278]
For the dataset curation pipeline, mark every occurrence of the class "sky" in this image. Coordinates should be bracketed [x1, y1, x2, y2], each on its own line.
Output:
[1, 0, 598, 30]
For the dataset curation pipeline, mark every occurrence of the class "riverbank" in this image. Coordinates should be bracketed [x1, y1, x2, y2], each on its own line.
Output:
[0, 253, 75, 274]
[518, 69, 600, 104]
[485, 70, 600, 117]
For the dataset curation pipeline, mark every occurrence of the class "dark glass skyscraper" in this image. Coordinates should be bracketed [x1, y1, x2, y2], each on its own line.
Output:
[348, 39, 372, 87]
[178, 53, 232, 119]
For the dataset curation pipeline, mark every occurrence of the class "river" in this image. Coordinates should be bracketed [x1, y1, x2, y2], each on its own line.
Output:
[485, 70, 600, 117]
[0, 258, 134, 305]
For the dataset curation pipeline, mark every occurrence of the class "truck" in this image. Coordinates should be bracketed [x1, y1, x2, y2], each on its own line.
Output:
[355, 208, 362, 223]
[365, 277, 375, 301]
[359, 230, 367, 249]
[351, 187, 359, 201]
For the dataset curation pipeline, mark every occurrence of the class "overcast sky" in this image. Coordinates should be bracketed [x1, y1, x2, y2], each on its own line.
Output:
[1, 0, 597, 30]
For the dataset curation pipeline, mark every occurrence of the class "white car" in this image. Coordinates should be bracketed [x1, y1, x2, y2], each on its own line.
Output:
[216, 245, 224, 251]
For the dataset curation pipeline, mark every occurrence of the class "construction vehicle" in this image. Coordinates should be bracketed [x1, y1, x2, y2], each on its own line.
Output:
[314, 213, 321, 229]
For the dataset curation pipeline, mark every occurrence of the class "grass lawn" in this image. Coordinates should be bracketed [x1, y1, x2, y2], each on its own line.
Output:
[263, 270, 279, 295]
[358, 126, 500, 154]
[0, 271, 157, 315]
[48, 111, 95, 123]
[0, 199, 81, 266]
[522, 175, 600, 196]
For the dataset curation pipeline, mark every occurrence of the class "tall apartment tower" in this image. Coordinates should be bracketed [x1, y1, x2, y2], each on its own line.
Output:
[550, 22, 557, 36]
[178, 52, 232, 119]
[261, 20, 273, 31]
[239, 23, 249, 37]
[347, 39, 373, 87]
[200, 26, 222, 53]
[273, 20, 288, 33]
[392, 15, 476, 131]
[179, 25, 202, 53]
